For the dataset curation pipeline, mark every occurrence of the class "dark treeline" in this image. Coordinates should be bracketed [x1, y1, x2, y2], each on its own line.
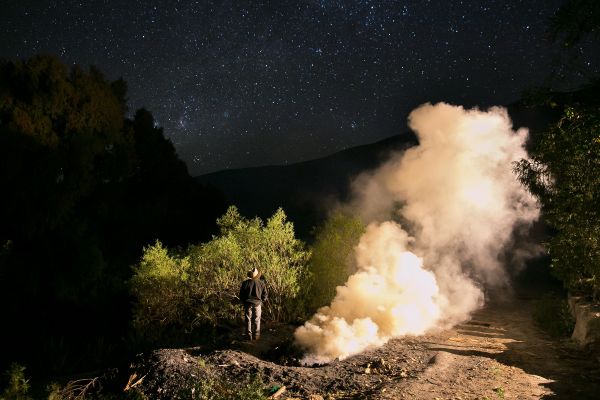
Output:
[0, 55, 226, 375]
[515, 0, 600, 299]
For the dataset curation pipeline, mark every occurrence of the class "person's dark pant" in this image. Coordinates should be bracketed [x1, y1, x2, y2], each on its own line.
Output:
[244, 302, 262, 339]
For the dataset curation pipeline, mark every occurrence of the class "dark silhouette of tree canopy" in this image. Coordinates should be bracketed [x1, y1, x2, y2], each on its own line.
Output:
[544, 0, 600, 84]
[515, 0, 600, 299]
[516, 98, 600, 298]
[0, 55, 225, 374]
[550, 0, 600, 48]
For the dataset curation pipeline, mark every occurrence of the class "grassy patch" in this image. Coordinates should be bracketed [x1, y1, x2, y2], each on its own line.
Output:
[493, 386, 505, 399]
[183, 374, 269, 400]
[1, 361, 270, 400]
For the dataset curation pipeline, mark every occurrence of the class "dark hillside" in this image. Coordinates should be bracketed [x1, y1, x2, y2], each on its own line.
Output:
[197, 133, 417, 238]
[196, 102, 559, 238]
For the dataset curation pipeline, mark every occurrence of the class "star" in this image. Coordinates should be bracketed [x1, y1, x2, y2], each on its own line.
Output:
[1, 0, 596, 174]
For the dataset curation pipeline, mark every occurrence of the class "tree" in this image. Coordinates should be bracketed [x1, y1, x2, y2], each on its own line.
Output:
[514, 1, 600, 298]
[0, 55, 133, 241]
[515, 101, 600, 297]
[545, 0, 600, 85]
[550, 0, 600, 48]
[0, 55, 225, 373]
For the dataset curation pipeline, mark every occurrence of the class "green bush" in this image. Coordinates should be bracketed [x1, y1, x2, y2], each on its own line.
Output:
[184, 374, 268, 400]
[131, 206, 311, 336]
[130, 241, 191, 333]
[307, 212, 365, 311]
[188, 206, 311, 323]
[533, 293, 575, 338]
[0, 364, 32, 400]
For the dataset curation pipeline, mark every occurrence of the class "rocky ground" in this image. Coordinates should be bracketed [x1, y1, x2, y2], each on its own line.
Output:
[128, 292, 600, 400]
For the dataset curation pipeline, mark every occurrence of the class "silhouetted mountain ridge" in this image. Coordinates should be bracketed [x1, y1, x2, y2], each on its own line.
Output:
[196, 132, 417, 237]
[195, 102, 560, 238]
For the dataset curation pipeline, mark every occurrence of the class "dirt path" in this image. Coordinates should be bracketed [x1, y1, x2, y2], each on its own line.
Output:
[385, 298, 600, 399]
[136, 294, 600, 399]
[204, 292, 600, 400]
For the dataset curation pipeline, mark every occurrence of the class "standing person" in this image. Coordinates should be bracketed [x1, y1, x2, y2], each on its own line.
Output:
[239, 267, 268, 340]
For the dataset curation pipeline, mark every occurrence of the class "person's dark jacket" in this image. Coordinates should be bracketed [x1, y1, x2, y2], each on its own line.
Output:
[239, 277, 268, 305]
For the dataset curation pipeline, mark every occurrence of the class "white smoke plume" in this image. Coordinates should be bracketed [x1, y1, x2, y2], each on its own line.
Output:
[295, 102, 540, 363]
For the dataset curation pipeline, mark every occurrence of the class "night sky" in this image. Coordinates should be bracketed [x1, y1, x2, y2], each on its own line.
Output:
[1, 1, 597, 175]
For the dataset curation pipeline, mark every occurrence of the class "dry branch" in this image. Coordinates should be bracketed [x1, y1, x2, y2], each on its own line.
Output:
[123, 372, 146, 391]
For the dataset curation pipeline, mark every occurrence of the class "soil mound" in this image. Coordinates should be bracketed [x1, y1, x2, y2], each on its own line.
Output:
[129, 298, 600, 399]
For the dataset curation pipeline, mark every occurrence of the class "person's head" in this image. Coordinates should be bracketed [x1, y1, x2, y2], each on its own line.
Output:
[247, 267, 260, 279]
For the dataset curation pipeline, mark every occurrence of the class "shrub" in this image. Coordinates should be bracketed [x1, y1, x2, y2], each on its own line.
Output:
[130, 241, 191, 334]
[130, 206, 310, 336]
[0, 363, 32, 400]
[307, 212, 365, 311]
[185, 374, 268, 400]
[187, 206, 311, 323]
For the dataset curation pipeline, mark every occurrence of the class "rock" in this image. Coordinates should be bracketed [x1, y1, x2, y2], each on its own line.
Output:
[568, 295, 600, 348]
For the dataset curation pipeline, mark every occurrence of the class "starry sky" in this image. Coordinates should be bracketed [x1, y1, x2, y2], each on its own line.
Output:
[1, 1, 597, 175]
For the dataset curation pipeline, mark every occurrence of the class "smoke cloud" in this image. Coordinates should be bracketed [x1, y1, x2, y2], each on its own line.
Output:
[295, 102, 539, 363]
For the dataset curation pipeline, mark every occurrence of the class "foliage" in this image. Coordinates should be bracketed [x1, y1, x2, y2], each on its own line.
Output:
[0, 366, 146, 400]
[0, 54, 225, 373]
[131, 206, 311, 337]
[533, 293, 575, 338]
[46, 377, 100, 400]
[184, 374, 268, 400]
[184, 360, 266, 399]
[516, 1, 600, 298]
[492, 386, 505, 399]
[515, 102, 600, 297]
[0, 364, 32, 400]
[544, 0, 600, 85]
[189, 206, 311, 323]
[550, 0, 600, 48]
[130, 241, 191, 333]
[307, 212, 365, 311]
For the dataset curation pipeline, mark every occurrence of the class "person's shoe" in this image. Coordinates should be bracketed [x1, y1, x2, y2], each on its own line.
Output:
[253, 332, 261, 341]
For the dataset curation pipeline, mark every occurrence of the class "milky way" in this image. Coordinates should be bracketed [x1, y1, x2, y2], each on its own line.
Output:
[1, 1, 596, 174]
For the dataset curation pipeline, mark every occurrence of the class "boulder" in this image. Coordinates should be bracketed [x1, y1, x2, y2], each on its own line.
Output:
[568, 295, 600, 349]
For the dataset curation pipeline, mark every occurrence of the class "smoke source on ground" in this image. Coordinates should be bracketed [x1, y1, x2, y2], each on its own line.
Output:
[295, 102, 540, 363]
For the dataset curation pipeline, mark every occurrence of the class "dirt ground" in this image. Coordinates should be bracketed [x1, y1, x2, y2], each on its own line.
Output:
[134, 292, 600, 399]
